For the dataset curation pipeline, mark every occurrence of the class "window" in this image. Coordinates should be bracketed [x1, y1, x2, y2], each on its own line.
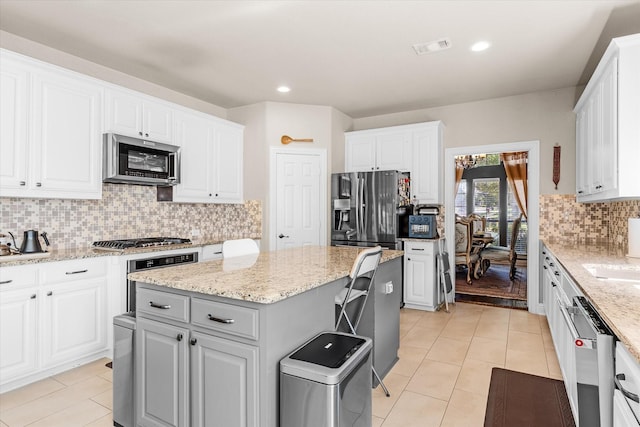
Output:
[473, 178, 499, 235]
[455, 179, 467, 216]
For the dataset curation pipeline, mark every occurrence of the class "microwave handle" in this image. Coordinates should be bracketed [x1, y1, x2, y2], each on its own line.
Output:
[168, 152, 179, 181]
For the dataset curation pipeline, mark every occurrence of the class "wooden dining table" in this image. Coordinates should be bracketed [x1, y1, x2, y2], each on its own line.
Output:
[472, 233, 495, 278]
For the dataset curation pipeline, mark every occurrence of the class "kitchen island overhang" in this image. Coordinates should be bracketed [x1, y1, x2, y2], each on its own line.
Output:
[127, 245, 403, 427]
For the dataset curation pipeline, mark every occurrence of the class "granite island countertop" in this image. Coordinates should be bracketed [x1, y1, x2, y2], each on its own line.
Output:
[543, 240, 640, 363]
[128, 245, 404, 304]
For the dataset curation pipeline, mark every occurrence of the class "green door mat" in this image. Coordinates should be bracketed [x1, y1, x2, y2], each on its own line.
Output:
[485, 368, 575, 427]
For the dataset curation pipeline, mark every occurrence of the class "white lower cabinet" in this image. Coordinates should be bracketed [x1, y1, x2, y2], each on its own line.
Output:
[0, 286, 38, 383]
[403, 240, 439, 311]
[0, 258, 110, 392]
[40, 275, 108, 369]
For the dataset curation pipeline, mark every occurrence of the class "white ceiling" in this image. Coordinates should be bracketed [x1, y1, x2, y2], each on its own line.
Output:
[1, 0, 639, 118]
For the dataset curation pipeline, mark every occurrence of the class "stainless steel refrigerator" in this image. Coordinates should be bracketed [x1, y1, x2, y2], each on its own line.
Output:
[331, 170, 411, 250]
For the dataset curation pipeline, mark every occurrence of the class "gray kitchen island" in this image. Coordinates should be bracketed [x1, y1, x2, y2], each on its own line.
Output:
[127, 245, 403, 427]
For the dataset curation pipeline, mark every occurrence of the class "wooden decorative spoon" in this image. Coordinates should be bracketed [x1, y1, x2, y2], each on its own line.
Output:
[281, 135, 314, 144]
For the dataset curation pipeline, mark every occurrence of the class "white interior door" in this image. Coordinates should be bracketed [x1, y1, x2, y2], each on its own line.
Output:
[271, 149, 326, 250]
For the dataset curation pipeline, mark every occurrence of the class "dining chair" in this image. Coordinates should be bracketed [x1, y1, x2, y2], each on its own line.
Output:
[334, 245, 390, 397]
[481, 214, 523, 280]
[454, 219, 480, 284]
[467, 213, 486, 235]
[222, 238, 260, 258]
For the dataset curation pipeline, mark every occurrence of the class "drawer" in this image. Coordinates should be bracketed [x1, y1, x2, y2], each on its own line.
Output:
[201, 244, 223, 261]
[41, 258, 107, 283]
[137, 287, 190, 323]
[0, 265, 38, 288]
[192, 298, 258, 340]
[404, 241, 435, 255]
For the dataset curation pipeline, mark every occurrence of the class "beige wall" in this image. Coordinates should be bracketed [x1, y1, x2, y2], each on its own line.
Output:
[0, 30, 228, 119]
[229, 102, 352, 248]
[352, 87, 579, 195]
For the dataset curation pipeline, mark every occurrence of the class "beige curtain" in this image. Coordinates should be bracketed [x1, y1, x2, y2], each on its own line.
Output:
[454, 160, 464, 196]
[501, 151, 528, 219]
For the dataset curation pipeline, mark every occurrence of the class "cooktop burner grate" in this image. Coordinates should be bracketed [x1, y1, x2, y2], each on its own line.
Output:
[92, 237, 192, 250]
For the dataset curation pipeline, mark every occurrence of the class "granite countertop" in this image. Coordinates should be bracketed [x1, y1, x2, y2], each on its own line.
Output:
[128, 245, 404, 304]
[543, 240, 640, 362]
[0, 235, 261, 267]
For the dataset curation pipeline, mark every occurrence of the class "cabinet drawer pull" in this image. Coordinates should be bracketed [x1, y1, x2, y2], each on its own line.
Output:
[549, 262, 555, 267]
[615, 373, 640, 403]
[411, 248, 425, 251]
[543, 266, 548, 270]
[208, 314, 235, 324]
[65, 269, 88, 275]
[36, 182, 42, 187]
[0, 280, 13, 285]
[213, 251, 222, 255]
[19, 181, 26, 186]
[554, 271, 560, 277]
[149, 301, 171, 309]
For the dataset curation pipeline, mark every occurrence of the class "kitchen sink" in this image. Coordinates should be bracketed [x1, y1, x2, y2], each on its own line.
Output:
[584, 265, 640, 283]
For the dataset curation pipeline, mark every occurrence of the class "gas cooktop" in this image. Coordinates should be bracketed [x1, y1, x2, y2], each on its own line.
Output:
[92, 237, 192, 250]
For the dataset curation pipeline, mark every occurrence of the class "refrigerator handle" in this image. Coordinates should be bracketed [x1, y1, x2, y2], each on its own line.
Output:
[362, 177, 367, 234]
[354, 177, 360, 237]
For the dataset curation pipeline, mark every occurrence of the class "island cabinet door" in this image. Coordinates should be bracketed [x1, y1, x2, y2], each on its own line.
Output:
[190, 331, 259, 427]
[136, 317, 189, 427]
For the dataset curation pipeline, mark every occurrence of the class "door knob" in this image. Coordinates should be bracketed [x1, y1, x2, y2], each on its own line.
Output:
[278, 234, 290, 239]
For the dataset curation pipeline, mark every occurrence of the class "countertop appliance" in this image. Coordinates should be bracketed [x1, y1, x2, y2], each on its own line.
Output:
[103, 133, 180, 186]
[331, 170, 410, 250]
[559, 295, 615, 427]
[408, 213, 437, 239]
[92, 237, 191, 251]
[19, 230, 50, 253]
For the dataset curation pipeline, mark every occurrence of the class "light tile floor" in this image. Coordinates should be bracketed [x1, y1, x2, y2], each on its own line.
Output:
[0, 302, 562, 427]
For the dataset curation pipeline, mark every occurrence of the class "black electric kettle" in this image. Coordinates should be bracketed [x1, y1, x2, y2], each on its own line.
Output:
[20, 230, 49, 254]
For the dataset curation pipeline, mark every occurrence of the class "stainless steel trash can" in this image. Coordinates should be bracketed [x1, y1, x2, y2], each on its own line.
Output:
[113, 313, 136, 427]
[280, 332, 372, 427]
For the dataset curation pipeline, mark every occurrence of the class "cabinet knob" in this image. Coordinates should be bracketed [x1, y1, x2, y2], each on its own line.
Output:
[47, 291, 53, 296]
[190, 338, 197, 346]
[139, 131, 143, 136]
[215, 193, 219, 197]
[30, 294, 36, 299]
[209, 193, 212, 197]
[145, 133, 149, 137]
[177, 334, 183, 342]
[19, 181, 26, 186]
[554, 271, 560, 277]
[407, 258, 411, 261]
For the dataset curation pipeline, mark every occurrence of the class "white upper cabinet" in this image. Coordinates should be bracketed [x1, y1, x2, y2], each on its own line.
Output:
[411, 122, 444, 205]
[345, 129, 411, 172]
[171, 111, 244, 204]
[106, 88, 173, 143]
[345, 121, 444, 204]
[574, 34, 639, 202]
[0, 50, 103, 199]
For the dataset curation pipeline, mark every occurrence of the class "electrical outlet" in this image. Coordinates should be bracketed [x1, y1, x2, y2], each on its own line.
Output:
[384, 281, 393, 294]
[191, 229, 201, 237]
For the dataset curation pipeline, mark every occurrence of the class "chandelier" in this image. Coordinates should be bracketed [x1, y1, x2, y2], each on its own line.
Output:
[455, 154, 486, 170]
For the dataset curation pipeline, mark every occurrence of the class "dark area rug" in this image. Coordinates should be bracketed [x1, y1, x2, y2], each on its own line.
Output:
[485, 368, 575, 427]
[455, 263, 527, 301]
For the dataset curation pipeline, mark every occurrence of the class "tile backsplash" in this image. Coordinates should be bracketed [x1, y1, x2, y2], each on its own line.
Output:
[539, 194, 640, 250]
[0, 184, 262, 250]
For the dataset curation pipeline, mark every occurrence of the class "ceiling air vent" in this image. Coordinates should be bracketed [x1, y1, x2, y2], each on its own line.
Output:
[412, 38, 451, 55]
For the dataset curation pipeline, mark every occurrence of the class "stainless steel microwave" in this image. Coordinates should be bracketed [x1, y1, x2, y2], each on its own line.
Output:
[103, 133, 180, 186]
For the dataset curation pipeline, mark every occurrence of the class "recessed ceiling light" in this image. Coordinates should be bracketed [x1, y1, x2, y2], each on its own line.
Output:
[471, 41, 491, 52]
[277, 86, 291, 93]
